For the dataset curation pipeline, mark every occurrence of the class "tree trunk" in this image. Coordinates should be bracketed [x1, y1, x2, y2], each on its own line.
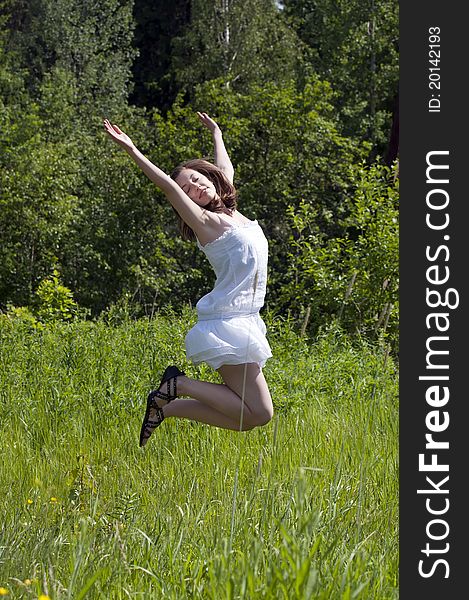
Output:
[385, 90, 399, 167]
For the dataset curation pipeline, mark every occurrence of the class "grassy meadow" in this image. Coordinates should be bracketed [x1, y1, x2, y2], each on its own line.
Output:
[0, 307, 398, 599]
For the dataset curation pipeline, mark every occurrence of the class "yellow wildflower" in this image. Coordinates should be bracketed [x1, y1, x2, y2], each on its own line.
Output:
[27, 499, 33, 505]
[0, 587, 9, 596]
[38, 595, 51, 600]
[50, 497, 58, 503]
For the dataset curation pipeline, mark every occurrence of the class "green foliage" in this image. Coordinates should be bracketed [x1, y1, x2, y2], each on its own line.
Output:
[283, 161, 398, 347]
[34, 268, 78, 323]
[0, 132, 78, 305]
[283, 0, 399, 155]
[0, 0, 138, 311]
[2, 0, 136, 136]
[0, 304, 40, 330]
[1, 269, 79, 330]
[170, 0, 303, 95]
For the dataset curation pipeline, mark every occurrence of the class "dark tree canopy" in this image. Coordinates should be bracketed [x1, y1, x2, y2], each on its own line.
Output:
[130, 0, 190, 111]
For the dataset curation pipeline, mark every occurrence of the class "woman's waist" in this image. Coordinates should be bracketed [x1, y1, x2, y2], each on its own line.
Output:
[196, 310, 262, 322]
[196, 290, 265, 313]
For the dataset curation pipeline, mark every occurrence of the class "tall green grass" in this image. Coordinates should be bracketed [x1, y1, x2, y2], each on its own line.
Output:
[0, 308, 398, 599]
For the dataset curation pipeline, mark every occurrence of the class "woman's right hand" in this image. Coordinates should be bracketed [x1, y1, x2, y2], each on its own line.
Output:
[196, 112, 221, 134]
[103, 119, 135, 151]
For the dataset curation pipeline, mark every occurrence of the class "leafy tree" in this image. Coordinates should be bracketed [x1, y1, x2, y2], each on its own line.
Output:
[0, 1, 37, 155]
[0, 0, 138, 309]
[2, 0, 136, 129]
[282, 0, 399, 158]
[170, 0, 304, 95]
[1, 268, 79, 328]
[0, 136, 78, 305]
[283, 161, 399, 346]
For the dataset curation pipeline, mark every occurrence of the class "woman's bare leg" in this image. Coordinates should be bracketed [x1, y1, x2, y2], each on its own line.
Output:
[163, 399, 255, 430]
[217, 363, 274, 427]
[161, 363, 273, 429]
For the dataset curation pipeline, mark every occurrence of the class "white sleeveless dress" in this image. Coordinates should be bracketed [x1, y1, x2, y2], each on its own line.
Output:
[185, 217, 272, 370]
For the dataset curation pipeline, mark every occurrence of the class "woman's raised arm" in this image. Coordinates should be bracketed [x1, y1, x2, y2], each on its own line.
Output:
[103, 120, 211, 231]
[197, 112, 234, 184]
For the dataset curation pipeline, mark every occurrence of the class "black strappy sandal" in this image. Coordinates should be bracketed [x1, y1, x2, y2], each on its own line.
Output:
[139, 365, 185, 447]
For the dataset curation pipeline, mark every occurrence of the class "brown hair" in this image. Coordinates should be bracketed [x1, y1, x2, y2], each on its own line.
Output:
[170, 158, 238, 241]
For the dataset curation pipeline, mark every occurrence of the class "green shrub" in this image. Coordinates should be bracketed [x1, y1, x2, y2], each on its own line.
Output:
[0, 269, 79, 328]
[283, 161, 398, 349]
[34, 268, 78, 323]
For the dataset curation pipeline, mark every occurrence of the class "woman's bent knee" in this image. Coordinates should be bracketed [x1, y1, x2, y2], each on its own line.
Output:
[247, 406, 274, 427]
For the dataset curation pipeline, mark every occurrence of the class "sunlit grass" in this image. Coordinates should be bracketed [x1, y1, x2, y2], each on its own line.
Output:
[0, 308, 398, 599]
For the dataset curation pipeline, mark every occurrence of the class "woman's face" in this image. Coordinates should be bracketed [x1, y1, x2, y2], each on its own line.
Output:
[175, 169, 219, 206]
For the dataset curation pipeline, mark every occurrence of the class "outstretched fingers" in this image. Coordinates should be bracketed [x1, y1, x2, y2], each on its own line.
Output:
[103, 119, 134, 149]
[103, 119, 119, 135]
[103, 119, 117, 137]
[197, 111, 219, 132]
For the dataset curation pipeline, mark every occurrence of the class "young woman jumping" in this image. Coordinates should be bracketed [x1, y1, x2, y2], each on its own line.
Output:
[104, 112, 273, 447]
